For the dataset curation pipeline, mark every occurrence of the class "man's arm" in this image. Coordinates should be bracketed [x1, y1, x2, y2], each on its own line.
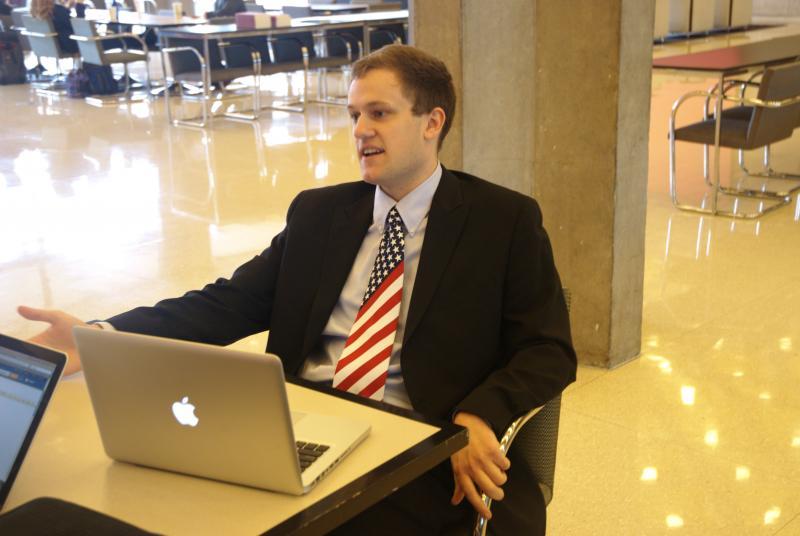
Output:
[456, 196, 576, 434]
[450, 196, 576, 517]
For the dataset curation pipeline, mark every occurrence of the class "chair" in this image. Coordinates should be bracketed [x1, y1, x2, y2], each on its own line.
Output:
[669, 61, 800, 218]
[69, 18, 150, 99]
[293, 30, 352, 102]
[367, 28, 400, 51]
[282, 6, 311, 18]
[20, 14, 79, 88]
[727, 66, 800, 191]
[161, 38, 261, 127]
[473, 288, 571, 536]
[243, 2, 264, 12]
[257, 31, 352, 110]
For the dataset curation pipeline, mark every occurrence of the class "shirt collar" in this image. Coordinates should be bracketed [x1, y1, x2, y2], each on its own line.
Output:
[373, 164, 442, 237]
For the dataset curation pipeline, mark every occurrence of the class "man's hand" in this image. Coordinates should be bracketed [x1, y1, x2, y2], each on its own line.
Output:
[17, 306, 96, 376]
[450, 411, 510, 519]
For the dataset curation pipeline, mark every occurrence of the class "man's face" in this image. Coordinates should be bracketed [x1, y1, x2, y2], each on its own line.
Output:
[347, 68, 440, 199]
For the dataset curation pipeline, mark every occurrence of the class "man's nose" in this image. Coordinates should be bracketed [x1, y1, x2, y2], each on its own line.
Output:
[353, 116, 374, 138]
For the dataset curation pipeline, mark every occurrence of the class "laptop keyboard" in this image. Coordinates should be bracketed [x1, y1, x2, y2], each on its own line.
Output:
[296, 441, 330, 472]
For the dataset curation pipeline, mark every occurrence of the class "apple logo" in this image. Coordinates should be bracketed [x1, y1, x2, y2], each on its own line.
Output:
[172, 396, 199, 427]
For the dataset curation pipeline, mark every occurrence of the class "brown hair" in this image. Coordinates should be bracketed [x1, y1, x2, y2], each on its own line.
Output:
[352, 44, 456, 150]
[30, 0, 55, 19]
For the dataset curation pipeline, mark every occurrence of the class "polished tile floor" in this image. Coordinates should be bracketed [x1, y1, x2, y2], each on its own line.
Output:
[2, 25, 800, 535]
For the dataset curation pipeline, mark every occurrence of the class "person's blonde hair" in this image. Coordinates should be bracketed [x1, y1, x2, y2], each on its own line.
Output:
[30, 0, 55, 19]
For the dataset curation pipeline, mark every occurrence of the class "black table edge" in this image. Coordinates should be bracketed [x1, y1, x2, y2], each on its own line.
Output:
[262, 378, 469, 535]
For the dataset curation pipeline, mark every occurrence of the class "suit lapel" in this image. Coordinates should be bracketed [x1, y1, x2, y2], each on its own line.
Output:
[301, 191, 373, 358]
[404, 169, 468, 344]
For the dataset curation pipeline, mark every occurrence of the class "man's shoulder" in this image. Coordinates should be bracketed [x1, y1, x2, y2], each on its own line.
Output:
[444, 168, 541, 215]
[295, 180, 373, 205]
[286, 180, 372, 219]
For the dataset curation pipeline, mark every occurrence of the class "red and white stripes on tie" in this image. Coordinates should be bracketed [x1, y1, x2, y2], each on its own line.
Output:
[332, 207, 405, 401]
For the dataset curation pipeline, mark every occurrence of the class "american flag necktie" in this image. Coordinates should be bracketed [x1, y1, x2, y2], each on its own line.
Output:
[332, 206, 405, 400]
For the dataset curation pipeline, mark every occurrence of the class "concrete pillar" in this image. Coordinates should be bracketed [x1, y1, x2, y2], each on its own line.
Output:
[411, 0, 654, 368]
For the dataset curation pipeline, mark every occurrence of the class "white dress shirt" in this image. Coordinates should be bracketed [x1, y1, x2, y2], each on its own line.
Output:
[300, 164, 443, 409]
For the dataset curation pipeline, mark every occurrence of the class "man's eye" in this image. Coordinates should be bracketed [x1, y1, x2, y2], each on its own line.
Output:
[349, 113, 359, 123]
[372, 110, 387, 118]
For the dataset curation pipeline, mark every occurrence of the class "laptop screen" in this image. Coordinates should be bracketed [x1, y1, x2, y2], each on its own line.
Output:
[0, 334, 65, 507]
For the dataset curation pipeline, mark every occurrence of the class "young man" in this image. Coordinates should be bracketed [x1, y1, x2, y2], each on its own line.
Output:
[19, 45, 575, 534]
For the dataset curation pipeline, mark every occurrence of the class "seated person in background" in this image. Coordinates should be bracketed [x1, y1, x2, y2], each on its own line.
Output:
[18, 44, 576, 535]
[204, 0, 244, 19]
[0, 0, 12, 16]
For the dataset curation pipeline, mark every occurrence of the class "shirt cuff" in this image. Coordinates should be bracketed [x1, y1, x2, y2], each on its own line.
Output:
[87, 320, 116, 331]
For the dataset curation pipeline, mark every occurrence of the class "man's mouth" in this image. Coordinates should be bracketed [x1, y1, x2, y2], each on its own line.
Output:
[360, 147, 385, 158]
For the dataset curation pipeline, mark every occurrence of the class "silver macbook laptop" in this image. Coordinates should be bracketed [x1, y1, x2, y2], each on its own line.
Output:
[73, 326, 370, 495]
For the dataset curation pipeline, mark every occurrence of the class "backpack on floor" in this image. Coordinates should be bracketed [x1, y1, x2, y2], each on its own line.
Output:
[66, 68, 90, 98]
[0, 31, 27, 85]
[84, 63, 120, 95]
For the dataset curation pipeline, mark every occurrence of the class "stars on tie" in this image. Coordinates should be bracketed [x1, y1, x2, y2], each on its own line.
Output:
[362, 207, 405, 306]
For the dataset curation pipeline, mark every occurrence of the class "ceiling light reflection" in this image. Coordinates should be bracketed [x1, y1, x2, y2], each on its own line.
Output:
[735, 466, 750, 481]
[666, 514, 684, 528]
[779, 337, 792, 351]
[764, 507, 781, 525]
[314, 159, 329, 180]
[681, 385, 696, 406]
[732, 370, 744, 378]
[645, 354, 673, 374]
[641, 467, 658, 481]
[704, 429, 719, 447]
[712, 338, 724, 350]
[791, 436, 800, 448]
[758, 392, 771, 400]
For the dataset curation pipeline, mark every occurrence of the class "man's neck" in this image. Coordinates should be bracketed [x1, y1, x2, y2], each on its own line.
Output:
[380, 161, 440, 202]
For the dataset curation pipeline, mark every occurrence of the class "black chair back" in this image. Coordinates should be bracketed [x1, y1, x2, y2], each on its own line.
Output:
[369, 29, 397, 51]
[749, 61, 800, 146]
[167, 37, 225, 75]
[282, 6, 311, 18]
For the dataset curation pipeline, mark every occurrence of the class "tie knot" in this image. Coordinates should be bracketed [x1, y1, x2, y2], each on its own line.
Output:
[386, 206, 404, 233]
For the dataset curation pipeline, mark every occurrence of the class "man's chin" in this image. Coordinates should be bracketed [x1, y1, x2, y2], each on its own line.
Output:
[360, 171, 381, 186]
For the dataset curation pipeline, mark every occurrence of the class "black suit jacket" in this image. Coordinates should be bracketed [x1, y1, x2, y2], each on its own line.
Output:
[108, 168, 576, 435]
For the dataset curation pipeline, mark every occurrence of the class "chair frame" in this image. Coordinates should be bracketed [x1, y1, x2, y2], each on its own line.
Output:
[668, 74, 800, 219]
[161, 43, 261, 128]
[69, 30, 151, 102]
[473, 396, 562, 536]
[473, 288, 570, 536]
[696, 74, 800, 200]
[264, 36, 309, 113]
[19, 17, 79, 90]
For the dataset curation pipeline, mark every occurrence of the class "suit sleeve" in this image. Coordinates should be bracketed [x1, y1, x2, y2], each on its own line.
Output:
[105, 194, 301, 345]
[454, 198, 577, 436]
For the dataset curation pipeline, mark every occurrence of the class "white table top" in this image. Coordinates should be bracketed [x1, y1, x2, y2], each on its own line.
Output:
[4, 376, 449, 535]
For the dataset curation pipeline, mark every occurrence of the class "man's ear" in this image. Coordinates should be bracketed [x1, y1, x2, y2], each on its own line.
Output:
[423, 107, 446, 142]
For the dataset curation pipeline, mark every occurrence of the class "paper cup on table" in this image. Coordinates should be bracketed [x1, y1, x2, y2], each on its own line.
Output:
[172, 2, 182, 17]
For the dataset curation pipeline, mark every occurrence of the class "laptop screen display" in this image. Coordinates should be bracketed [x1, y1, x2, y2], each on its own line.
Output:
[0, 346, 58, 487]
